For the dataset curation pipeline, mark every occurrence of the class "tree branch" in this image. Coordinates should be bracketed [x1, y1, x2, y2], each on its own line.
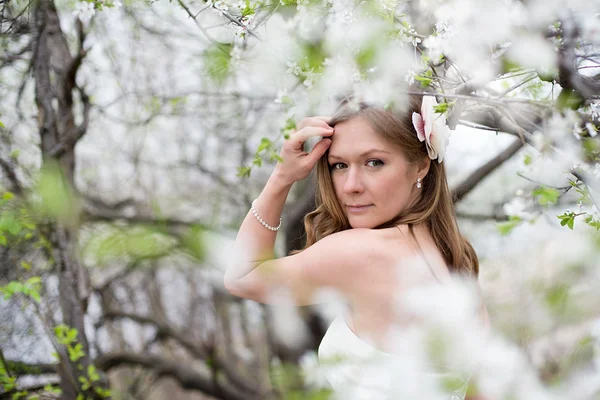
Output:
[451, 139, 525, 203]
[101, 310, 260, 396]
[95, 351, 250, 400]
[0, 156, 23, 195]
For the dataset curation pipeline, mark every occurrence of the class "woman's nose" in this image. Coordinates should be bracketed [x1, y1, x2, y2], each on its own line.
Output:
[343, 168, 365, 194]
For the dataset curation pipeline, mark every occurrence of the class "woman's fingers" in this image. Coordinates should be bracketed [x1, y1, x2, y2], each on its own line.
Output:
[306, 138, 332, 165]
[296, 116, 332, 131]
[290, 126, 334, 147]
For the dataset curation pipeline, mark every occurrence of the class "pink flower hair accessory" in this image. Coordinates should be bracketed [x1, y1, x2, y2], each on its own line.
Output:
[411, 95, 453, 163]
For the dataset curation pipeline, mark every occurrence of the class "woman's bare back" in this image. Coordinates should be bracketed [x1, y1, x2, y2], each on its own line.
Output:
[343, 223, 457, 352]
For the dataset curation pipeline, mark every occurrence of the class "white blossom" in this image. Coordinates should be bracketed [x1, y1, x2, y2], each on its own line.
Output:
[377, 0, 398, 12]
[592, 163, 600, 179]
[404, 69, 416, 85]
[303, 75, 315, 88]
[351, 68, 363, 83]
[274, 89, 291, 104]
[210, 0, 228, 15]
[590, 101, 600, 119]
[299, 351, 329, 389]
[73, 1, 96, 23]
[586, 122, 597, 137]
[286, 61, 302, 76]
[503, 196, 534, 220]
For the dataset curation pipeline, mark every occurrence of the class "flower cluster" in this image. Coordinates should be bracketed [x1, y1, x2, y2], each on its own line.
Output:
[72, 0, 122, 23]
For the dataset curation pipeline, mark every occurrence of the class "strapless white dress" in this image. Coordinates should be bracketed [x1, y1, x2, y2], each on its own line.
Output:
[317, 314, 470, 400]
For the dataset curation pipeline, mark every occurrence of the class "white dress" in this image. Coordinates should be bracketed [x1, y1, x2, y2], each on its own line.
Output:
[317, 314, 470, 400]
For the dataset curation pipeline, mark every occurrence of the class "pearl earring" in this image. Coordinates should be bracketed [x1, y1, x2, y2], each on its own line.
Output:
[416, 177, 422, 189]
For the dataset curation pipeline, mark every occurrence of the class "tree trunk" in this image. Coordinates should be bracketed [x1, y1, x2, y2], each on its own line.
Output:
[32, 0, 101, 397]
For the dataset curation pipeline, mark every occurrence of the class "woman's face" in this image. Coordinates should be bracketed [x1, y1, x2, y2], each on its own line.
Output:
[328, 116, 420, 229]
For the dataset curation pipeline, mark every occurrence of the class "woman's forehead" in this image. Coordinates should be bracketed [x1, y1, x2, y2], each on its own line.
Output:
[330, 117, 391, 152]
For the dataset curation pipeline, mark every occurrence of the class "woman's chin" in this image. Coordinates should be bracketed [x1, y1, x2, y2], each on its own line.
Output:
[348, 218, 377, 229]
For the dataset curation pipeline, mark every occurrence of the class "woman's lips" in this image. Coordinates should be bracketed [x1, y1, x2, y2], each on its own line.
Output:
[346, 204, 373, 213]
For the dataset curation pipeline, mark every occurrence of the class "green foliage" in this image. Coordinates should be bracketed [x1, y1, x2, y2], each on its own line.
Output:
[54, 324, 80, 346]
[269, 361, 304, 395]
[240, 0, 258, 17]
[0, 277, 42, 303]
[203, 43, 234, 85]
[82, 226, 177, 265]
[414, 69, 433, 88]
[0, 191, 37, 249]
[181, 225, 206, 261]
[544, 283, 570, 316]
[557, 88, 585, 110]
[501, 58, 522, 74]
[237, 135, 285, 178]
[236, 165, 252, 178]
[584, 215, 600, 230]
[532, 186, 560, 206]
[523, 80, 545, 99]
[0, 362, 17, 392]
[355, 45, 377, 73]
[496, 216, 523, 236]
[35, 160, 81, 227]
[557, 211, 576, 230]
[43, 384, 61, 395]
[433, 101, 455, 115]
[301, 41, 327, 73]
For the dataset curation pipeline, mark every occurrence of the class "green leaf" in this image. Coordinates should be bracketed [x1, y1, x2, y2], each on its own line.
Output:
[181, 225, 205, 261]
[269, 152, 283, 163]
[545, 284, 570, 312]
[496, 216, 522, 236]
[302, 41, 327, 72]
[0, 235, 6, 246]
[557, 212, 576, 230]
[501, 58, 522, 73]
[532, 186, 560, 206]
[523, 154, 532, 165]
[257, 137, 272, 153]
[236, 166, 252, 178]
[414, 74, 432, 87]
[88, 365, 100, 382]
[36, 160, 81, 227]
[557, 87, 584, 110]
[355, 45, 377, 72]
[0, 120, 5, 128]
[3, 192, 14, 200]
[68, 343, 85, 362]
[432, 101, 454, 115]
[203, 43, 234, 85]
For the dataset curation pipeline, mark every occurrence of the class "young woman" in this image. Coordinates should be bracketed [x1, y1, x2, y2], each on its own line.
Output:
[224, 94, 490, 399]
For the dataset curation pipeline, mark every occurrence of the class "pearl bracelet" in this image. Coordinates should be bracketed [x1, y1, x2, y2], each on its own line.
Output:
[251, 199, 283, 232]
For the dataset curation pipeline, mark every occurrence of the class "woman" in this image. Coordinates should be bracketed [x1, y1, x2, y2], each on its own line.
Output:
[224, 94, 490, 399]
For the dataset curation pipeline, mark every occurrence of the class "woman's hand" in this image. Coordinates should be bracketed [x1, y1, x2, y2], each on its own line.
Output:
[273, 116, 334, 185]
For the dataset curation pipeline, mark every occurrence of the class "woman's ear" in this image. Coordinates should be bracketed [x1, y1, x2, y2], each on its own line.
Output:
[416, 156, 431, 180]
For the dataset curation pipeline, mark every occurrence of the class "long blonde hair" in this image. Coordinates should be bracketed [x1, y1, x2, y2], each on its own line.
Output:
[300, 95, 479, 278]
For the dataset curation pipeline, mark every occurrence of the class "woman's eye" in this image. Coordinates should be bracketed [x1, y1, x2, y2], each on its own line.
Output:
[366, 159, 384, 167]
[330, 163, 347, 170]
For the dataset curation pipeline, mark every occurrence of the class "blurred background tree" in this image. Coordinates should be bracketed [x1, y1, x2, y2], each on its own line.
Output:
[0, 0, 599, 399]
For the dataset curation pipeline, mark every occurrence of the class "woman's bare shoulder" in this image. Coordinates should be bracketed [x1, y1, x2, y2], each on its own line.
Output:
[318, 227, 409, 264]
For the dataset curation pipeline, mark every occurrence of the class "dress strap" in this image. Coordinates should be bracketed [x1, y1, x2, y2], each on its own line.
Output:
[407, 223, 442, 284]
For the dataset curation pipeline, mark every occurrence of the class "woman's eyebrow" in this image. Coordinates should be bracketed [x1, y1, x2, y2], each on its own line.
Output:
[328, 149, 391, 160]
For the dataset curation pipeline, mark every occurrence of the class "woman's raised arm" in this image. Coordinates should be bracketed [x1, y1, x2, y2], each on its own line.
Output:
[224, 117, 337, 303]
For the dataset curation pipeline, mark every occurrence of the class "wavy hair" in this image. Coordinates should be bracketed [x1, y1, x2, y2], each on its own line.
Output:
[299, 95, 479, 278]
